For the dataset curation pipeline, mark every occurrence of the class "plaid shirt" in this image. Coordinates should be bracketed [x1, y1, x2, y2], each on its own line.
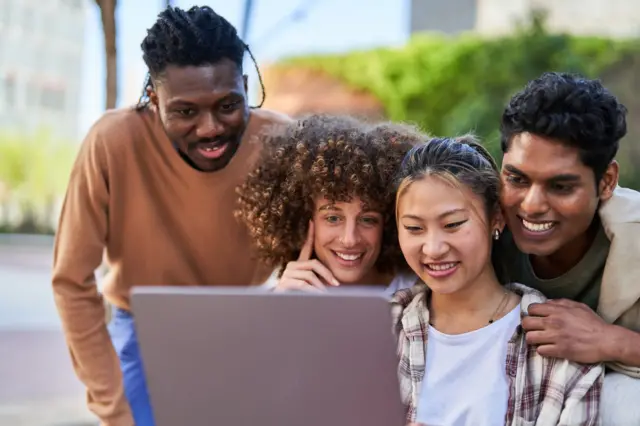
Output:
[390, 282, 604, 425]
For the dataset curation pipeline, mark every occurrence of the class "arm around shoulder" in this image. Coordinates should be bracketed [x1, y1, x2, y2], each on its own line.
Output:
[52, 118, 133, 425]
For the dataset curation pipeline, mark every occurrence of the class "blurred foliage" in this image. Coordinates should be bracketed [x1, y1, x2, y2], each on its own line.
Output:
[0, 130, 77, 234]
[278, 11, 640, 187]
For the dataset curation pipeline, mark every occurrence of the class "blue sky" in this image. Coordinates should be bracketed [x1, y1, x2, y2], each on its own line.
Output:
[79, 0, 409, 136]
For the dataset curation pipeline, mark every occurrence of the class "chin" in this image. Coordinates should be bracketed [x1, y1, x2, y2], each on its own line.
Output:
[513, 239, 559, 257]
[333, 271, 367, 285]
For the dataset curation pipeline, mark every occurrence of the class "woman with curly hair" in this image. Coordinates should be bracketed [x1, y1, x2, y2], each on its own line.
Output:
[235, 114, 424, 293]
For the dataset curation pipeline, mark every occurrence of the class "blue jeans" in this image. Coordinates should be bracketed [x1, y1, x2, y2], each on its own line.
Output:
[108, 307, 156, 426]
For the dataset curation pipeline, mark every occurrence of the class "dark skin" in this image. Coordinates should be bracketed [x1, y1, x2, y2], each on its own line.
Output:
[502, 132, 640, 366]
[148, 58, 250, 172]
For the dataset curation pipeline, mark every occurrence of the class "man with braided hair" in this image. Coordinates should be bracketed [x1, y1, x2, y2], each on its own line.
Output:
[52, 6, 290, 425]
[497, 72, 640, 424]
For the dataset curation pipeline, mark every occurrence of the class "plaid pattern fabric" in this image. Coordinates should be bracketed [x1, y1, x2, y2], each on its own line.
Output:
[390, 282, 604, 425]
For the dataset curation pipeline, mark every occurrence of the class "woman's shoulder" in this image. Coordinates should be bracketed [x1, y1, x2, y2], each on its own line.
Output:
[388, 272, 421, 294]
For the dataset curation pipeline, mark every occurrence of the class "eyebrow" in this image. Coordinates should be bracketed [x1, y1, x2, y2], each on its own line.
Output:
[318, 204, 340, 212]
[503, 164, 581, 182]
[402, 208, 466, 221]
[167, 91, 244, 108]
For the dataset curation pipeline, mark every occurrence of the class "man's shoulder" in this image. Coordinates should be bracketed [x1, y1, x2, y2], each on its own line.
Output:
[83, 106, 155, 150]
[251, 108, 294, 126]
[600, 186, 640, 227]
[248, 108, 293, 136]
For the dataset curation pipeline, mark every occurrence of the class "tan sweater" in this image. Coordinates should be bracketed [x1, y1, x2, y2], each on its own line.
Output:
[51, 106, 291, 425]
[597, 186, 640, 378]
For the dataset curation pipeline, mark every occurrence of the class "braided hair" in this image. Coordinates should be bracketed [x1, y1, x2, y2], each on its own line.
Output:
[137, 6, 265, 110]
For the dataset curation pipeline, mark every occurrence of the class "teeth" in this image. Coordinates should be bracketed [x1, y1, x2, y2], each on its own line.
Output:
[203, 146, 221, 152]
[426, 263, 457, 271]
[335, 252, 362, 261]
[522, 219, 554, 232]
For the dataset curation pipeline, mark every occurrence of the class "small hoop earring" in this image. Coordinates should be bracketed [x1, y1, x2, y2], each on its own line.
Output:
[493, 229, 500, 240]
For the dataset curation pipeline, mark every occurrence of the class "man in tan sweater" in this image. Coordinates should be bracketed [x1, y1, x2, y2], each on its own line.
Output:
[52, 6, 290, 426]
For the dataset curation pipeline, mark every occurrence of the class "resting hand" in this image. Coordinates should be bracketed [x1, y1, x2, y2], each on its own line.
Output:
[275, 222, 339, 292]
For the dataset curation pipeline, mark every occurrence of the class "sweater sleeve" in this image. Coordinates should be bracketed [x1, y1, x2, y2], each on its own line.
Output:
[51, 122, 134, 426]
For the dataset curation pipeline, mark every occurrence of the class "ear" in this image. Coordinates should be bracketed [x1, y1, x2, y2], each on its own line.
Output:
[598, 160, 619, 202]
[243, 75, 248, 94]
[491, 206, 506, 236]
[147, 84, 159, 108]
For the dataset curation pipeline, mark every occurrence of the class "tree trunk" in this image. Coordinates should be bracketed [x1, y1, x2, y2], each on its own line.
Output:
[96, 0, 118, 110]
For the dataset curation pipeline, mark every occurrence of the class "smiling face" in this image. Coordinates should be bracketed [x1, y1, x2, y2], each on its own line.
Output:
[312, 196, 384, 285]
[149, 59, 250, 172]
[500, 132, 617, 260]
[397, 176, 503, 295]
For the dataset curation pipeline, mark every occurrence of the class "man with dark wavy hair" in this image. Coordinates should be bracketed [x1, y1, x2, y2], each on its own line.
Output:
[52, 6, 289, 425]
[497, 71, 640, 423]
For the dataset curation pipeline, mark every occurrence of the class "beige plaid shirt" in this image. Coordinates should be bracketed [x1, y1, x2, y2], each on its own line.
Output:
[390, 282, 604, 425]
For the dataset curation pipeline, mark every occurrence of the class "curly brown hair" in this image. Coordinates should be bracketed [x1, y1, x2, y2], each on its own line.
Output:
[235, 114, 426, 275]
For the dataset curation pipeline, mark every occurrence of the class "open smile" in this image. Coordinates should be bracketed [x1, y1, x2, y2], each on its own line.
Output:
[196, 141, 229, 160]
[332, 251, 365, 267]
[518, 216, 557, 237]
[423, 261, 459, 278]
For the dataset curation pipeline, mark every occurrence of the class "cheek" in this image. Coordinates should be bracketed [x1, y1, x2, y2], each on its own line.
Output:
[222, 110, 248, 130]
[363, 225, 384, 253]
[312, 223, 335, 251]
[398, 232, 421, 262]
[551, 192, 598, 220]
[499, 185, 521, 209]
[163, 118, 192, 140]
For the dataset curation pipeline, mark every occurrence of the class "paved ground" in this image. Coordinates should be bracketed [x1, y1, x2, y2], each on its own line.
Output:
[0, 235, 98, 425]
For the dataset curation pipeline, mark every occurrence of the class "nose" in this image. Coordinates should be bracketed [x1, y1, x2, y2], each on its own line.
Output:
[339, 220, 360, 247]
[196, 112, 225, 139]
[421, 231, 449, 260]
[520, 185, 550, 217]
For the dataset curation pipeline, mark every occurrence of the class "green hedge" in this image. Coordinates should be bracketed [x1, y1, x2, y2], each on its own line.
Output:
[278, 13, 640, 186]
[0, 131, 77, 234]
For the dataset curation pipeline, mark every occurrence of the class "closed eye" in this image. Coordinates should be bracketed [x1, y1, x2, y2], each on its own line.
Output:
[505, 174, 527, 186]
[403, 225, 422, 233]
[444, 220, 467, 229]
[175, 108, 195, 117]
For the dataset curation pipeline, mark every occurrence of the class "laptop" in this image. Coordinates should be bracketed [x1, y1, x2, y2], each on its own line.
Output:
[131, 286, 406, 426]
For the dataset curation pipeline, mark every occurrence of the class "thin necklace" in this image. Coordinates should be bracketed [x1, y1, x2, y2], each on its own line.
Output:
[488, 291, 510, 324]
[429, 290, 511, 326]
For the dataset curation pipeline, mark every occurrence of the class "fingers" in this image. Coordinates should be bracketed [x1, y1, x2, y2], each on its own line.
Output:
[521, 315, 546, 332]
[281, 269, 327, 291]
[526, 301, 567, 317]
[535, 344, 562, 359]
[525, 330, 556, 346]
[547, 298, 588, 309]
[297, 221, 315, 261]
[307, 259, 340, 287]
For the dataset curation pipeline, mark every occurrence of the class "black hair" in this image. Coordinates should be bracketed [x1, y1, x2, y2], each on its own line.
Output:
[136, 6, 265, 110]
[500, 72, 627, 181]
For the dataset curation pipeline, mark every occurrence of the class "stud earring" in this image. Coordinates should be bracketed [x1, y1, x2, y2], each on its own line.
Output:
[493, 229, 500, 240]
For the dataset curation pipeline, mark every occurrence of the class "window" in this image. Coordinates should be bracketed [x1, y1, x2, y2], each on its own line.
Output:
[41, 86, 66, 110]
[4, 75, 15, 106]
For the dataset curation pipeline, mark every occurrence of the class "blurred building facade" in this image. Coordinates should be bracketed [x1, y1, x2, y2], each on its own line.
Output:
[411, 0, 640, 38]
[0, 0, 85, 142]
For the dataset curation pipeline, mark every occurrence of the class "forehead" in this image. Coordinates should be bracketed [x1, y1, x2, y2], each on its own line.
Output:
[315, 196, 375, 212]
[400, 176, 478, 216]
[502, 133, 591, 179]
[155, 60, 244, 102]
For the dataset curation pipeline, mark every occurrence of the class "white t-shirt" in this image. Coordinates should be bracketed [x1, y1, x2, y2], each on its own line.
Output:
[415, 305, 521, 426]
